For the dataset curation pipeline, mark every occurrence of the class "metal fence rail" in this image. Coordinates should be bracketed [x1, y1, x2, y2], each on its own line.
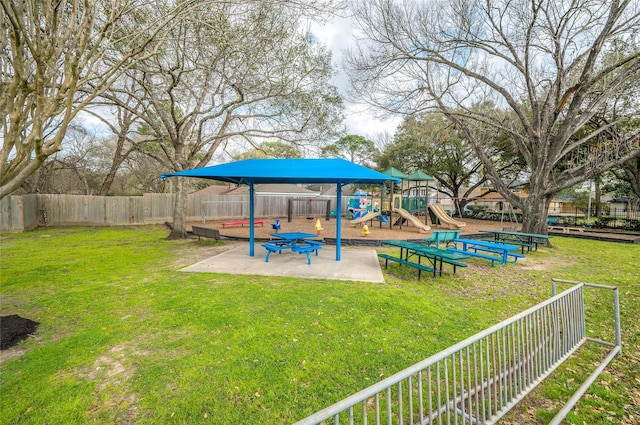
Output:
[294, 280, 621, 425]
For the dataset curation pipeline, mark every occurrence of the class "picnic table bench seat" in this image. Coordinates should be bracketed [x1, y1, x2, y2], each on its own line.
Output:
[377, 253, 434, 280]
[447, 248, 524, 267]
[262, 243, 286, 261]
[436, 257, 468, 271]
[262, 241, 324, 265]
[480, 238, 534, 253]
[292, 242, 324, 264]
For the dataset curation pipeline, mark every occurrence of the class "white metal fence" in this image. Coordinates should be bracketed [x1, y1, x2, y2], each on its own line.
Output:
[294, 279, 621, 425]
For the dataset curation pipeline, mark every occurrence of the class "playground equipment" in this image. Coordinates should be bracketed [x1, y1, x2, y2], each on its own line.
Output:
[314, 218, 323, 236]
[428, 203, 466, 229]
[361, 224, 370, 237]
[271, 219, 281, 232]
[500, 202, 520, 229]
[348, 190, 371, 220]
[287, 198, 332, 222]
[393, 207, 431, 233]
[350, 210, 383, 225]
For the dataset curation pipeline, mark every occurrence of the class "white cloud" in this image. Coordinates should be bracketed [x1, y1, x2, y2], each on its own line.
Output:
[310, 16, 402, 139]
[344, 103, 402, 139]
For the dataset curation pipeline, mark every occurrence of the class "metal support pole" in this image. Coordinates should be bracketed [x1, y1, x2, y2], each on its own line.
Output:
[336, 182, 342, 261]
[249, 180, 255, 257]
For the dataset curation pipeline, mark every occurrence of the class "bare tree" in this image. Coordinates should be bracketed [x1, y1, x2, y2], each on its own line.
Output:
[346, 0, 640, 233]
[0, 0, 207, 198]
[96, 1, 344, 238]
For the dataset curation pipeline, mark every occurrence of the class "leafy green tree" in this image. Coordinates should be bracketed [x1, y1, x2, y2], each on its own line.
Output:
[321, 135, 378, 166]
[376, 111, 524, 211]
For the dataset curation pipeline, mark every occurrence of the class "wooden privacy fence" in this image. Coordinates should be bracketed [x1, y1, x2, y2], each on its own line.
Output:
[0, 193, 348, 232]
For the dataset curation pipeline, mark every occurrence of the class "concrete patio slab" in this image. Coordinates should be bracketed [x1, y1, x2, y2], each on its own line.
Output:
[181, 243, 385, 283]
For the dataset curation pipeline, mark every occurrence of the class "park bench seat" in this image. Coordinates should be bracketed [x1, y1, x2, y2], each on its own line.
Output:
[191, 226, 221, 241]
[221, 221, 265, 228]
[549, 226, 585, 234]
[420, 230, 461, 249]
[378, 253, 434, 280]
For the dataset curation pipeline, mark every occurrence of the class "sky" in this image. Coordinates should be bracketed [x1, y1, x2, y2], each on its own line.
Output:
[310, 16, 403, 142]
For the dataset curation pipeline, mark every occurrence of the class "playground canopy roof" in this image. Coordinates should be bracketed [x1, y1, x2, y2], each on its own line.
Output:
[161, 158, 400, 186]
[407, 170, 434, 181]
[161, 158, 400, 261]
[382, 167, 411, 180]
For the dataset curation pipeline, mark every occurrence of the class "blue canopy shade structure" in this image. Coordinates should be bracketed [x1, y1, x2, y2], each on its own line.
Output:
[161, 158, 400, 260]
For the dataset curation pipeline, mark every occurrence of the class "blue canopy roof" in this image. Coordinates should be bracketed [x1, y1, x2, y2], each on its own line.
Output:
[161, 158, 400, 261]
[161, 158, 400, 185]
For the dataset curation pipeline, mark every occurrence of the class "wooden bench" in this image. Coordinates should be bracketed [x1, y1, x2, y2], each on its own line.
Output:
[377, 253, 434, 280]
[191, 226, 221, 241]
[220, 221, 265, 228]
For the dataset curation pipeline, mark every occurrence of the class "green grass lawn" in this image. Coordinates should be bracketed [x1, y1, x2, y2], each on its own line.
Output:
[1, 226, 638, 424]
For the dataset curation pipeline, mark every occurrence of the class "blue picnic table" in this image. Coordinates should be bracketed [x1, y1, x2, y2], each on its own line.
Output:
[262, 232, 324, 264]
[448, 238, 524, 266]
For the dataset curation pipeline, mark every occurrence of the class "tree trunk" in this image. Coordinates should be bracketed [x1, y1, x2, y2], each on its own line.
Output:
[520, 192, 553, 235]
[167, 177, 189, 240]
[594, 180, 602, 218]
[457, 198, 471, 216]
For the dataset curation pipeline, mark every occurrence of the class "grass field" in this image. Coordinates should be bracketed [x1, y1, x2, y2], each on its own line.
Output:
[1, 226, 638, 424]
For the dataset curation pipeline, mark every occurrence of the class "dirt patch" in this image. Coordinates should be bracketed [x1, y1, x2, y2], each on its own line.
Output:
[170, 238, 242, 269]
[519, 250, 575, 271]
[79, 344, 145, 423]
[80, 345, 134, 388]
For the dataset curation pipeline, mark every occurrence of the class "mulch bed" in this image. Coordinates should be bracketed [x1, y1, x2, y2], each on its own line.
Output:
[1, 315, 39, 350]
